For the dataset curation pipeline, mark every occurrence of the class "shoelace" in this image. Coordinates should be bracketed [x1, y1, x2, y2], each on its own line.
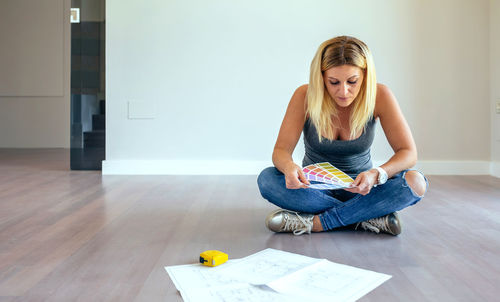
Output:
[283, 212, 313, 235]
[356, 216, 389, 234]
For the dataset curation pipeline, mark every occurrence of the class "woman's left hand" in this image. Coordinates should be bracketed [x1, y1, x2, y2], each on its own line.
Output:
[344, 169, 379, 195]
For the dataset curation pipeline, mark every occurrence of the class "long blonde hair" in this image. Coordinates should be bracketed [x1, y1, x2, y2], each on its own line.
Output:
[306, 36, 377, 141]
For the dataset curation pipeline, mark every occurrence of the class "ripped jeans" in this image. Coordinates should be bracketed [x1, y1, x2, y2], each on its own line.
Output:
[257, 167, 428, 231]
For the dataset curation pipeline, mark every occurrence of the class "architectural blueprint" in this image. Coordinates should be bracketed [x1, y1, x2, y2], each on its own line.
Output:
[165, 248, 391, 302]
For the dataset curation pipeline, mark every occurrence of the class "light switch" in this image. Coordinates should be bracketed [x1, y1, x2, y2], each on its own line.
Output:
[70, 8, 80, 23]
[497, 100, 500, 114]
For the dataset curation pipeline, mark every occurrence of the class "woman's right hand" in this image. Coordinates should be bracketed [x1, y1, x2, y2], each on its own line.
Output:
[283, 163, 310, 189]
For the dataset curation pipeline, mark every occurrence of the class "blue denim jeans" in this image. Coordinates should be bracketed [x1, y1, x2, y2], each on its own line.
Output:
[257, 167, 428, 231]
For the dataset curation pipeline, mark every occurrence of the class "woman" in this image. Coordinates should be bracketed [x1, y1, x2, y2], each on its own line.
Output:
[257, 36, 428, 236]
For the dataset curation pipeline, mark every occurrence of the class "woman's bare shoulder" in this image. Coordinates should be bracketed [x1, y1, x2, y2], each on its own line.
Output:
[374, 83, 396, 118]
[293, 84, 309, 109]
[295, 84, 309, 96]
[287, 84, 309, 110]
[376, 83, 392, 100]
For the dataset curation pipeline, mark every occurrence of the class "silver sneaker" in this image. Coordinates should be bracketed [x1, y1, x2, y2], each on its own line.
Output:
[265, 209, 314, 235]
[356, 212, 402, 236]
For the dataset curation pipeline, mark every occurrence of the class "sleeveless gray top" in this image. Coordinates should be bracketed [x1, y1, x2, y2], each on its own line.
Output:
[302, 118, 376, 178]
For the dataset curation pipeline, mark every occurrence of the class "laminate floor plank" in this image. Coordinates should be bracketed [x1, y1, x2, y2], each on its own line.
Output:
[0, 149, 499, 301]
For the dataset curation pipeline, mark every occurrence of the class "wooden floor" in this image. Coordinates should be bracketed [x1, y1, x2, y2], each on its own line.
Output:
[0, 149, 499, 302]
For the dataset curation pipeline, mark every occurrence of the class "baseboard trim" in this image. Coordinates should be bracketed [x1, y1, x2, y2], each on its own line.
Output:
[413, 160, 492, 175]
[102, 159, 498, 176]
[102, 160, 272, 175]
[491, 162, 500, 178]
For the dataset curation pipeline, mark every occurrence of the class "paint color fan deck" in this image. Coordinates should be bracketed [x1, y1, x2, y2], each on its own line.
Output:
[302, 162, 354, 190]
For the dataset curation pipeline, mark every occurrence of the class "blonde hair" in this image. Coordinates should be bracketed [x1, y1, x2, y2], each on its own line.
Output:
[306, 36, 377, 141]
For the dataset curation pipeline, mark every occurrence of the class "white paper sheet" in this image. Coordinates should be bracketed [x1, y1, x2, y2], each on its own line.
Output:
[213, 248, 321, 285]
[165, 248, 391, 302]
[267, 259, 392, 302]
[165, 260, 242, 293]
[180, 283, 301, 302]
[165, 261, 301, 302]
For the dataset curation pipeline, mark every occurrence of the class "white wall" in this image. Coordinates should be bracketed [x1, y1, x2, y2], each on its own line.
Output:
[491, 0, 500, 177]
[0, 0, 492, 173]
[104, 0, 492, 174]
[0, 0, 70, 148]
[409, 0, 490, 160]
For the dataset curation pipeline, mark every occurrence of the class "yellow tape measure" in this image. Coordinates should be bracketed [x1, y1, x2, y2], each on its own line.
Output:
[199, 250, 228, 267]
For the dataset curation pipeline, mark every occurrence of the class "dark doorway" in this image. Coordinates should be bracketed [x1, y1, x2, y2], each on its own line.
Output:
[70, 0, 105, 170]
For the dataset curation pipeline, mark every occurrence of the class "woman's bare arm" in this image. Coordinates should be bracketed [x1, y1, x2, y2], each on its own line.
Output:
[272, 84, 310, 189]
[375, 84, 417, 178]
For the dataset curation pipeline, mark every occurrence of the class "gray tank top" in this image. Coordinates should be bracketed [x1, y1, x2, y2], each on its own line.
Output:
[302, 118, 376, 178]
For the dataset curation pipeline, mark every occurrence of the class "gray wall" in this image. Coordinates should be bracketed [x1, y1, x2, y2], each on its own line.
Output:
[0, 0, 70, 148]
[491, 0, 500, 168]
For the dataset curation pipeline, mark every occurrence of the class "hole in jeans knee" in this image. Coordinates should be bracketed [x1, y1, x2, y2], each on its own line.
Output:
[404, 170, 427, 197]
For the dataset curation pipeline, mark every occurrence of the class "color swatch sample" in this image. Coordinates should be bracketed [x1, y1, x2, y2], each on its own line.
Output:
[302, 162, 354, 190]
